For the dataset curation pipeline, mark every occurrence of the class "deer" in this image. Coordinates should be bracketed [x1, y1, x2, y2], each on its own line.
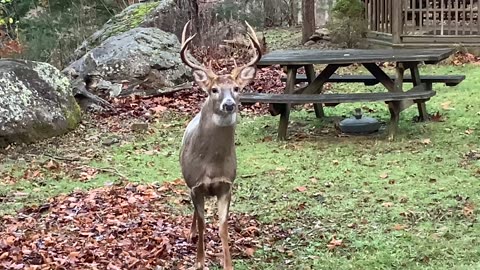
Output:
[179, 20, 262, 270]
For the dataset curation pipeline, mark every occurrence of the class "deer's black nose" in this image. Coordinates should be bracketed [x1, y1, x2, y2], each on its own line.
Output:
[223, 100, 236, 112]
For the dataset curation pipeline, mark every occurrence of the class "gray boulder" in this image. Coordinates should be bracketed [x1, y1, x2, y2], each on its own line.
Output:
[65, 27, 191, 96]
[140, 0, 190, 41]
[0, 59, 82, 147]
[72, 1, 160, 62]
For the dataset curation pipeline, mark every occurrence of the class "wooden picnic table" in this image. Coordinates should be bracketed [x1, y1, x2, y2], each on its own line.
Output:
[244, 48, 458, 140]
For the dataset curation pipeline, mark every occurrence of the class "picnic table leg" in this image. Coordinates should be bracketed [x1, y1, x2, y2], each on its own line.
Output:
[277, 66, 298, 140]
[410, 65, 428, 121]
[304, 64, 325, 118]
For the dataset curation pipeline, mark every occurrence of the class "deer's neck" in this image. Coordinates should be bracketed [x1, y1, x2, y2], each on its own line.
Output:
[197, 107, 236, 149]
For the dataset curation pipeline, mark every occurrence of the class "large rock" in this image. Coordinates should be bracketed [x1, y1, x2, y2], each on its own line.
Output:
[72, 1, 160, 62]
[0, 59, 82, 147]
[140, 0, 190, 41]
[66, 27, 190, 95]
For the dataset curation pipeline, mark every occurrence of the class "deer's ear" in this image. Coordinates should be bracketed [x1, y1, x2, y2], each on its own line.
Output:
[235, 66, 257, 88]
[192, 70, 210, 90]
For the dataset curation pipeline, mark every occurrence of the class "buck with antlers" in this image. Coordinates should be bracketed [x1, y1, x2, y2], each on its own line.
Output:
[179, 20, 262, 270]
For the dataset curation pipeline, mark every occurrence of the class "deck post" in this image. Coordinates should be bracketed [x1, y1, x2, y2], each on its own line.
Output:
[391, 0, 403, 45]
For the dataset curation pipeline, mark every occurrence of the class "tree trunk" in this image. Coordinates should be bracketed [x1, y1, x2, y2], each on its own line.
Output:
[302, 0, 315, 43]
[190, 0, 201, 45]
[288, 0, 296, 26]
[264, 0, 275, 27]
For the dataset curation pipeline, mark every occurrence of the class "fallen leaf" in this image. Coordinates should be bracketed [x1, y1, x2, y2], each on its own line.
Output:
[5, 236, 15, 245]
[295, 186, 307, 192]
[463, 202, 475, 217]
[441, 101, 452, 110]
[245, 247, 256, 257]
[44, 159, 60, 170]
[0, 182, 291, 269]
[327, 237, 343, 250]
[151, 105, 168, 114]
[0, 252, 8, 260]
[430, 111, 444, 122]
[382, 202, 394, 208]
[393, 224, 407, 230]
[262, 136, 273, 142]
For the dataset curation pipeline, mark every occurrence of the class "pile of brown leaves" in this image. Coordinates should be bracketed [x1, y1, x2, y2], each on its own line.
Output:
[96, 65, 287, 121]
[0, 181, 289, 269]
[446, 51, 480, 66]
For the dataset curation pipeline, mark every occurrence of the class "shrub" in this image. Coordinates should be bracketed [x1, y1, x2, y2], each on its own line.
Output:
[327, 0, 368, 48]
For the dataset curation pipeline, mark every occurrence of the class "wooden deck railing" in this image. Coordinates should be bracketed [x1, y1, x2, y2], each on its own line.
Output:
[363, 0, 480, 45]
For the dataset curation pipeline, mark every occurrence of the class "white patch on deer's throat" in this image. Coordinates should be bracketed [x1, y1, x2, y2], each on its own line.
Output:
[213, 113, 237, 127]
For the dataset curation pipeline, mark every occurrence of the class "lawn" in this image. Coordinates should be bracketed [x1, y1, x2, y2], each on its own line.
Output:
[1, 64, 479, 269]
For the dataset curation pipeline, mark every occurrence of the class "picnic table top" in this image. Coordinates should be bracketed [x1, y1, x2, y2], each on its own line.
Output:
[257, 48, 455, 66]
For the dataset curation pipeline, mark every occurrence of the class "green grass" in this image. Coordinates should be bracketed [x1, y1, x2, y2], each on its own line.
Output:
[1, 64, 479, 269]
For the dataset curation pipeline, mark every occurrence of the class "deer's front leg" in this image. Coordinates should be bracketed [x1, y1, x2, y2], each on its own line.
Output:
[191, 191, 206, 269]
[217, 187, 233, 270]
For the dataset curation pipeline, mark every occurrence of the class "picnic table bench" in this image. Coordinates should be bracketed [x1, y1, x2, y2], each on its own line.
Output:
[239, 48, 464, 140]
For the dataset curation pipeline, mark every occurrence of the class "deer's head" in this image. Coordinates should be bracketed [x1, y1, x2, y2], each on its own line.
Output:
[180, 21, 262, 126]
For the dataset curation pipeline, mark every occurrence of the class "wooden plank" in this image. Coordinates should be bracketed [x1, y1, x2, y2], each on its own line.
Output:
[277, 66, 297, 141]
[403, 0, 408, 36]
[463, 0, 467, 35]
[304, 65, 325, 118]
[448, 0, 452, 35]
[283, 74, 466, 86]
[239, 90, 435, 104]
[401, 35, 480, 43]
[478, 0, 480, 34]
[387, 0, 391, 33]
[362, 62, 395, 91]
[471, 0, 475, 35]
[376, 0, 381, 31]
[394, 62, 405, 92]
[257, 48, 455, 66]
[456, 0, 459, 35]
[419, 0, 423, 32]
[433, 0, 437, 35]
[297, 64, 340, 95]
[410, 64, 428, 121]
[412, 0, 417, 28]
[425, 0, 430, 32]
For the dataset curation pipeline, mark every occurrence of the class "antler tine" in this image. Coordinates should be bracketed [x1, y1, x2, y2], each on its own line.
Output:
[240, 21, 263, 68]
[180, 20, 215, 76]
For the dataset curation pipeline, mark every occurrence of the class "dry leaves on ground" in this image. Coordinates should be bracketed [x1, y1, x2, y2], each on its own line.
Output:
[0, 181, 289, 269]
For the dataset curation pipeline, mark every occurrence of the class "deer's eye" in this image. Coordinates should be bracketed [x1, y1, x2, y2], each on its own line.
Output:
[233, 87, 240, 93]
[211, 88, 219, 94]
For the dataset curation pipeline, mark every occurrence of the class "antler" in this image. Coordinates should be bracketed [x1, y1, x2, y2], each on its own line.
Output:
[180, 21, 216, 77]
[232, 21, 263, 77]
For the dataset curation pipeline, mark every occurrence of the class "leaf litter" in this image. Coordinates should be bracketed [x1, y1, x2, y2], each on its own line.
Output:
[0, 181, 290, 269]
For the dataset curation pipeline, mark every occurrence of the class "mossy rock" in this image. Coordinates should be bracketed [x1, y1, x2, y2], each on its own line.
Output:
[72, 1, 160, 61]
[0, 59, 82, 148]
